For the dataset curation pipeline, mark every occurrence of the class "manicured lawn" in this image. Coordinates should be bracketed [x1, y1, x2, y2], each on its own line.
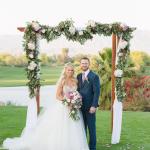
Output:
[0, 106, 149, 150]
[0, 65, 149, 87]
[0, 66, 63, 87]
[144, 66, 150, 75]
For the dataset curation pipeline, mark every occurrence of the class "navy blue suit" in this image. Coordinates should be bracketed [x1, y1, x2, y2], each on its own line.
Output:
[77, 71, 100, 150]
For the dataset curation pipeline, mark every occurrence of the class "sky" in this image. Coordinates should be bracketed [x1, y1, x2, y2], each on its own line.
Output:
[0, 0, 150, 35]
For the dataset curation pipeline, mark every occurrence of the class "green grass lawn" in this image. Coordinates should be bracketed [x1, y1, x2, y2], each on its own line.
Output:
[0, 65, 149, 87]
[0, 106, 149, 150]
[144, 66, 150, 75]
[0, 66, 63, 87]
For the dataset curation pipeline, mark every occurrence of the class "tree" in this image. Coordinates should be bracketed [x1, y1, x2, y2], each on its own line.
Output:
[57, 48, 71, 65]
[91, 48, 112, 109]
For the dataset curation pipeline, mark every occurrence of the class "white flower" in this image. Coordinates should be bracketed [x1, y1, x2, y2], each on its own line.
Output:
[28, 61, 37, 70]
[74, 96, 78, 100]
[79, 30, 83, 35]
[114, 69, 123, 77]
[29, 53, 34, 59]
[69, 26, 76, 35]
[87, 20, 96, 27]
[41, 29, 46, 33]
[74, 105, 79, 109]
[109, 25, 112, 29]
[119, 40, 128, 49]
[71, 100, 76, 104]
[31, 21, 41, 31]
[36, 72, 40, 79]
[118, 53, 123, 57]
[67, 99, 71, 103]
[120, 23, 128, 31]
[28, 42, 35, 50]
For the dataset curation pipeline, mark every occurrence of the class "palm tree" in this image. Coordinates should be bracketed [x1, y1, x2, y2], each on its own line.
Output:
[91, 48, 112, 109]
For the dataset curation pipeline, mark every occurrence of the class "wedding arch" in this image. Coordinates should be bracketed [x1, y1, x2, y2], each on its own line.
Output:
[18, 19, 135, 144]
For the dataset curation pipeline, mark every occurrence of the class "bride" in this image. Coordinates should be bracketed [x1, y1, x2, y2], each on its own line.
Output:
[2, 63, 89, 150]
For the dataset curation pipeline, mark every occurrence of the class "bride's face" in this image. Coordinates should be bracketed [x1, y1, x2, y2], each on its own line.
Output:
[65, 66, 74, 77]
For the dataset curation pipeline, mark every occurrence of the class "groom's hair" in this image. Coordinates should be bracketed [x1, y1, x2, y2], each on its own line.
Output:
[80, 57, 90, 63]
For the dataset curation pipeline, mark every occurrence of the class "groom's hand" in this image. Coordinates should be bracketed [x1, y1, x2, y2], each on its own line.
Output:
[89, 106, 96, 114]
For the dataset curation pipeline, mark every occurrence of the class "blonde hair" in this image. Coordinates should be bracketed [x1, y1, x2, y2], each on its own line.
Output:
[56, 62, 77, 88]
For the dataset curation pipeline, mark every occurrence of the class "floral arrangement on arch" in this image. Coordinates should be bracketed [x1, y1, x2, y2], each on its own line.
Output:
[23, 19, 135, 101]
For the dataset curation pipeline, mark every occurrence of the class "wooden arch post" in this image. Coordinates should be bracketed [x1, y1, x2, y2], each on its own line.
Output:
[111, 33, 119, 131]
[17, 27, 40, 115]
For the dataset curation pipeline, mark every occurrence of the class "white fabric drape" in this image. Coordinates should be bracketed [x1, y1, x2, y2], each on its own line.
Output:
[111, 36, 123, 144]
[111, 99, 123, 144]
[24, 98, 37, 135]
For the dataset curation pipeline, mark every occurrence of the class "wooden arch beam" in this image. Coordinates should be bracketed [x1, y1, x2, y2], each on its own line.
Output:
[17, 27, 25, 32]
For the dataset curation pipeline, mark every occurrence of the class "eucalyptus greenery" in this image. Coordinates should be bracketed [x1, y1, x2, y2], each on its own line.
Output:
[23, 19, 135, 100]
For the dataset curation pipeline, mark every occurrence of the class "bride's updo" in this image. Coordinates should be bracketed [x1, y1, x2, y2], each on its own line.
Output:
[56, 62, 77, 87]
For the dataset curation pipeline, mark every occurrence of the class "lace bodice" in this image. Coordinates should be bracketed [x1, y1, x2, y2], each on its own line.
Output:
[63, 85, 77, 95]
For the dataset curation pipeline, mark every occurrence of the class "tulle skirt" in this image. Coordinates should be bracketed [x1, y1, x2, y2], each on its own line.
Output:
[3, 100, 89, 150]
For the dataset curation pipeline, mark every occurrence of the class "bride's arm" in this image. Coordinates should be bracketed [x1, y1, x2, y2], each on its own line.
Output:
[56, 83, 64, 101]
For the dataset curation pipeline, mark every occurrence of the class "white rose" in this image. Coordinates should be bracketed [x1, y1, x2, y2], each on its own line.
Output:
[28, 65, 34, 70]
[87, 20, 96, 27]
[109, 25, 112, 29]
[28, 42, 35, 50]
[118, 53, 123, 57]
[28, 61, 37, 70]
[120, 23, 128, 31]
[79, 30, 83, 35]
[29, 53, 34, 58]
[74, 96, 78, 100]
[32, 21, 41, 31]
[36, 72, 40, 79]
[119, 40, 128, 49]
[69, 26, 76, 35]
[67, 99, 71, 103]
[71, 100, 76, 104]
[114, 69, 123, 77]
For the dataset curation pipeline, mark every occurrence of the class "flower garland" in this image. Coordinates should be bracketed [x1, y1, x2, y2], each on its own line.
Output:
[23, 20, 135, 100]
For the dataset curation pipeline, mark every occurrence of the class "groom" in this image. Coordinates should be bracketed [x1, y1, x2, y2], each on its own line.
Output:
[77, 57, 100, 150]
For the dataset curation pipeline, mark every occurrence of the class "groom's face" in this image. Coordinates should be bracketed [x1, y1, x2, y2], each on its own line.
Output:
[80, 59, 90, 71]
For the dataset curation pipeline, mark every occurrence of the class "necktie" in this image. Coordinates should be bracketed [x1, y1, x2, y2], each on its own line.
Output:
[82, 73, 86, 82]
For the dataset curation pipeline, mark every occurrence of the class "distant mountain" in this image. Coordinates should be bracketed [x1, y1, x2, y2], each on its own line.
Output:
[0, 30, 149, 56]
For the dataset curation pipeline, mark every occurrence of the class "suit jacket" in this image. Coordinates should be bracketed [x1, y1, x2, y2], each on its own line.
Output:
[77, 70, 100, 111]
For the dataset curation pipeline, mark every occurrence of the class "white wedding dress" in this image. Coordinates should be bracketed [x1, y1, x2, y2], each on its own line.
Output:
[3, 85, 89, 150]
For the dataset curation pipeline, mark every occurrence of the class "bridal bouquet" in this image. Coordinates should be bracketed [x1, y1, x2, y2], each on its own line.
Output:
[62, 90, 82, 121]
